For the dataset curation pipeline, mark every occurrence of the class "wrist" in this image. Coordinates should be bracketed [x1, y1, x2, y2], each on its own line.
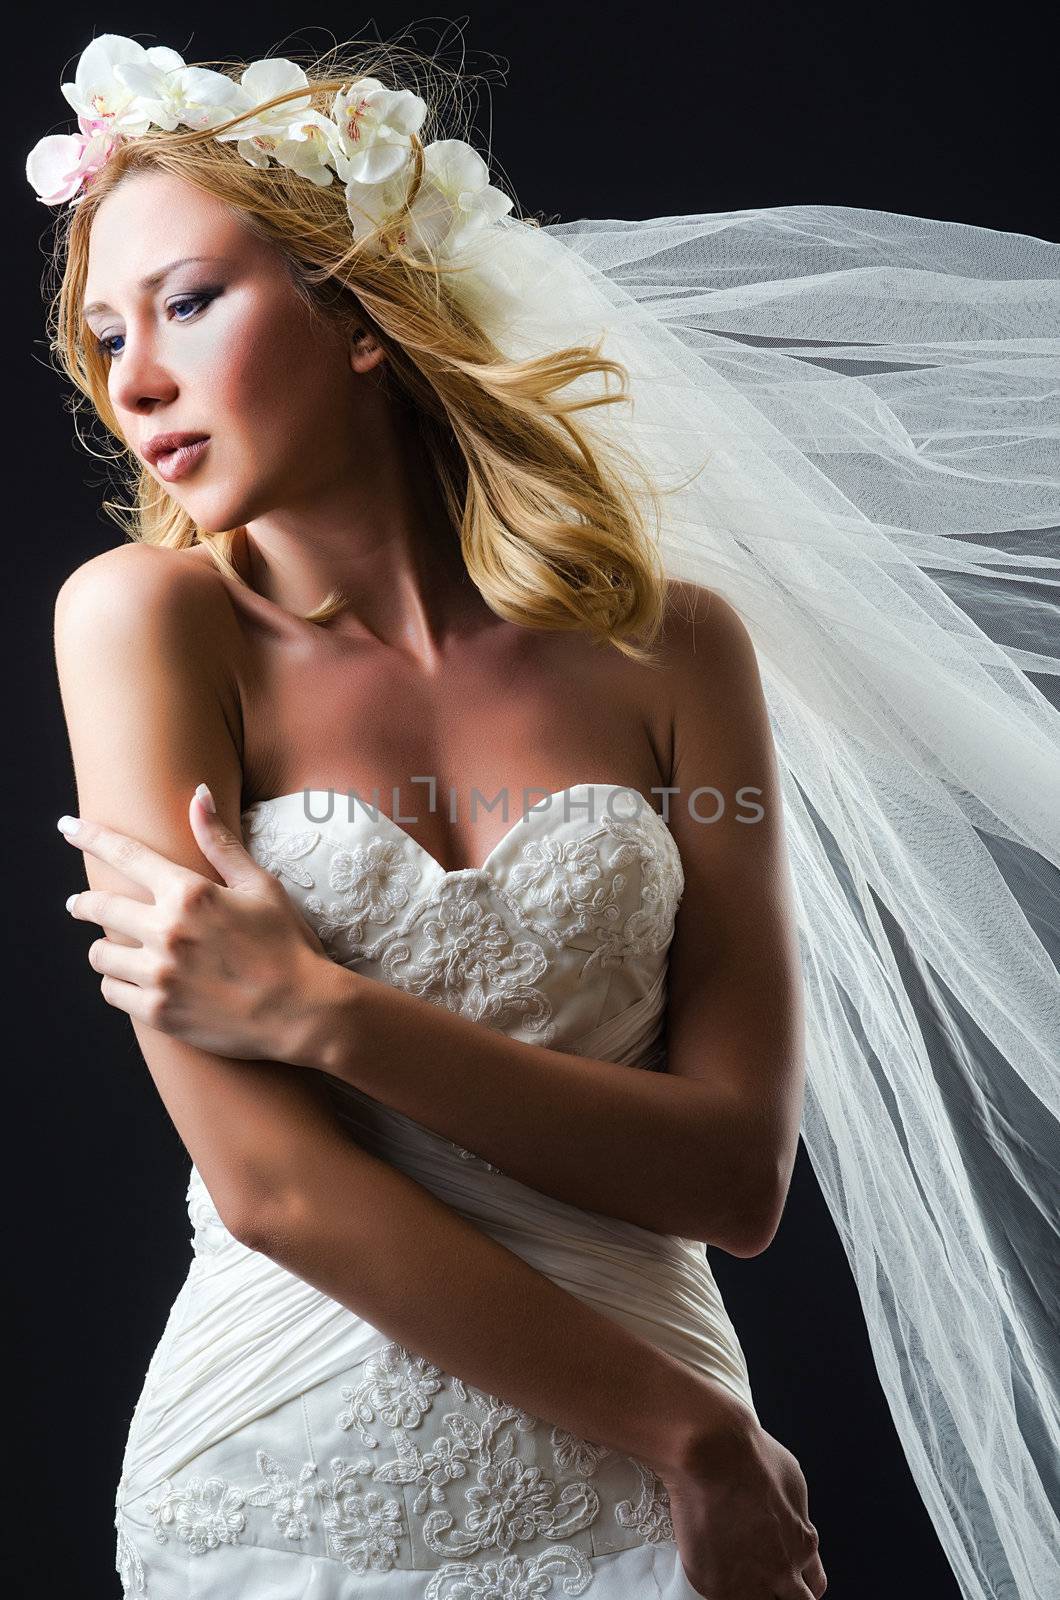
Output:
[668, 1380, 759, 1480]
[636, 1364, 758, 1480]
[284, 953, 365, 1079]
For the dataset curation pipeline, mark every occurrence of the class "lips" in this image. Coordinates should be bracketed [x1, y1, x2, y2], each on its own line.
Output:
[151, 437, 211, 484]
[143, 431, 210, 467]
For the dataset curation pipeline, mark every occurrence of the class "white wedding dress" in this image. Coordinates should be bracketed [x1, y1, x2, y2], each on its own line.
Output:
[113, 782, 758, 1598]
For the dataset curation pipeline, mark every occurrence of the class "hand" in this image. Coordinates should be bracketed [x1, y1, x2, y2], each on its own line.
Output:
[659, 1388, 827, 1599]
[59, 784, 332, 1065]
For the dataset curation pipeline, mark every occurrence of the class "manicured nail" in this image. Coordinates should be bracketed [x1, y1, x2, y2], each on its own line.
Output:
[194, 782, 216, 814]
[65, 893, 79, 912]
[57, 815, 81, 835]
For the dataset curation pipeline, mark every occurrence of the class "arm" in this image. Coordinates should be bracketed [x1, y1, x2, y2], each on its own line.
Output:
[303, 967, 779, 1252]
[54, 544, 742, 1478]
[293, 588, 805, 1254]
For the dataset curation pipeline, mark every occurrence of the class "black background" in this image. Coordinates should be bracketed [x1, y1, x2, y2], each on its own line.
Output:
[9, 4, 1055, 1595]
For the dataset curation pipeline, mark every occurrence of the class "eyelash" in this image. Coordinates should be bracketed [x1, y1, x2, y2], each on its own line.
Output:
[96, 291, 218, 359]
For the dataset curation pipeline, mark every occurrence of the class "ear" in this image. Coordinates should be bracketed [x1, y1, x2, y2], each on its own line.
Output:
[349, 327, 386, 374]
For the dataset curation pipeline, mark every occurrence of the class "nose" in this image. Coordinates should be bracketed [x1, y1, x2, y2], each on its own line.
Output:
[110, 329, 180, 421]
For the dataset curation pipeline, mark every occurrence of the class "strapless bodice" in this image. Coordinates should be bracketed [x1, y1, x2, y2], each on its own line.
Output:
[239, 781, 685, 1061]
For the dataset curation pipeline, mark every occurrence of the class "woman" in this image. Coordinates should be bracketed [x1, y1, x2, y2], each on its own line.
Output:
[36, 29, 1060, 1600]
[40, 31, 821, 1600]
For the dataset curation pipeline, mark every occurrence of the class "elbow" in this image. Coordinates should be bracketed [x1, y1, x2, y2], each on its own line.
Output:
[720, 1166, 787, 1259]
[222, 1187, 298, 1255]
[725, 1121, 797, 1257]
[725, 1213, 779, 1259]
[212, 1151, 324, 1255]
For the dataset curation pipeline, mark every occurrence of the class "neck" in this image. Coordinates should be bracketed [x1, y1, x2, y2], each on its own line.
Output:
[238, 399, 485, 664]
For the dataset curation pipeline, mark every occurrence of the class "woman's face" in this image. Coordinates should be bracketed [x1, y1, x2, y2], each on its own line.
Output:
[82, 170, 377, 532]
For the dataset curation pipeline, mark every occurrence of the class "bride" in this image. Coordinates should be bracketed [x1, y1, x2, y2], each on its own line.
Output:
[37, 27, 1060, 1600]
[41, 30, 824, 1600]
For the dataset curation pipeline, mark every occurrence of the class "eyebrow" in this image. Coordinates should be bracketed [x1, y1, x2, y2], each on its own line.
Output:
[82, 256, 225, 320]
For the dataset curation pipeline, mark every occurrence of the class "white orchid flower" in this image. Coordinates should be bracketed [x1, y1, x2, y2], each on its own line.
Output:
[330, 79, 427, 188]
[214, 58, 311, 142]
[414, 140, 514, 257]
[343, 138, 512, 259]
[29, 32, 245, 204]
[342, 170, 406, 245]
[210, 57, 334, 176]
[342, 152, 451, 252]
[59, 33, 165, 136]
[113, 51, 250, 134]
[266, 110, 344, 187]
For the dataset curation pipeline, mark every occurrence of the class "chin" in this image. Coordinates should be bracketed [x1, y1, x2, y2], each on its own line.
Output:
[180, 492, 253, 533]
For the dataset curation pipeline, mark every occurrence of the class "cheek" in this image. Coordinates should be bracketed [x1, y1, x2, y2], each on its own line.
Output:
[209, 311, 340, 444]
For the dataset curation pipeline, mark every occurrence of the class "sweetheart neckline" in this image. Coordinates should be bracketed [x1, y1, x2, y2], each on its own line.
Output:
[242, 780, 676, 882]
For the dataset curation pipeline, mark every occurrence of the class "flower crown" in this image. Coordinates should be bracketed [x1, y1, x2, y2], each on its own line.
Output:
[25, 33, 515, 260]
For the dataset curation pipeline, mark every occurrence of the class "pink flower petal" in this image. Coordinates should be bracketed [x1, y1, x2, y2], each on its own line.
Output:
[25, 133, 89, 204]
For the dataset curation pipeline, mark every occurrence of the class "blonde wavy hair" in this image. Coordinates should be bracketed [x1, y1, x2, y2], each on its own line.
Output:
[42, 36, 671, 662]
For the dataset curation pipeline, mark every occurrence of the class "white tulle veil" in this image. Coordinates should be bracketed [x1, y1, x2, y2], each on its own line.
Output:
[448, 203, 1060, 1600]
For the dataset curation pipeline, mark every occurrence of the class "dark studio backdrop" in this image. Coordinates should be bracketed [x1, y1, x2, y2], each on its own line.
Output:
[8, 4, 1055, 1595]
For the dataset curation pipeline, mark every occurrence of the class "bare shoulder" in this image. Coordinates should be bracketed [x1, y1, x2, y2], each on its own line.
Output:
[55, 540, 231, 633]
[641, 578, 763, 739]
[654, 576, 774, 809]
[54, 542, 244, 699]
[659, 577, 758, 678]
[53, 542, 245, 770]
[655, 580, 802, 1259]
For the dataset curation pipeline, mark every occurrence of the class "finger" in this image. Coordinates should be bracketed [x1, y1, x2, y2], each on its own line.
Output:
[87, 936, 156, 988]
[772, 1576, 819, 1600]
[99, 972, 155, 1025]
[57, 815, 200, 899]
[67, 888, 158, 943]
[801, 1553, 828, 1597]
[188, 784, 262, 890]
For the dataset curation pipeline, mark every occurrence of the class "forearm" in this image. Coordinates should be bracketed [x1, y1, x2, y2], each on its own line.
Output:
[299, 962, 769, 1249]
[239, 1132, 742, 1481]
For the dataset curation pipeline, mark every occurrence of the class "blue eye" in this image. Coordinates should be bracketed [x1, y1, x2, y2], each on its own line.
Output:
[96, 291, 217, 359]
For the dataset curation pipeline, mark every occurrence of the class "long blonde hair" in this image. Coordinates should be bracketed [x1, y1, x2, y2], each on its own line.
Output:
[43, 38, 670, 662]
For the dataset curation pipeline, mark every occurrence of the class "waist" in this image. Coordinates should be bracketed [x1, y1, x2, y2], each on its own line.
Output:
[124, 1154, 758, 1510]
[186, 1088, 754, 1403]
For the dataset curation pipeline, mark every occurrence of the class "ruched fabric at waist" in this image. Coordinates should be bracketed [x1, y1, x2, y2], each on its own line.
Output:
[121, 1009, 755, 1508]
[328, 1077, 753, 1377]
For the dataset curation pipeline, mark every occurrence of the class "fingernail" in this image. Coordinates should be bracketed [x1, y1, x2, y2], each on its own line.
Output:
[57, 815, 81, 835]
[65, 893, 79, 912]
[194, 783, 216, 814]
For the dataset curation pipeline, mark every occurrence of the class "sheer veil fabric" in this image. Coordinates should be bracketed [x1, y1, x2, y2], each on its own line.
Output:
[448, 204, 1059, 1600]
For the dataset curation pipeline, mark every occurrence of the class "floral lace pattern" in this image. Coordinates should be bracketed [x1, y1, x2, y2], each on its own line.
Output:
[116, 1339, 674, 1594]
[242, 788, 682, 970]
[242, 787, 682, 1037]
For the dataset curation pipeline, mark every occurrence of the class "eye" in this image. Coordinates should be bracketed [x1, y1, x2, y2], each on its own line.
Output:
[95, 291, 218, 360]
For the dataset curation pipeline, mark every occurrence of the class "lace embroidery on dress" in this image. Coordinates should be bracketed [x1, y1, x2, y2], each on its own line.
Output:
[423, 1546, 594, 1597]
[615, 1460, 676, 1544]
[186, 1179, 232, 1255]
[114, 1480, 146, 1594]
[248, 1450, 320, 1538]
[318, 1459, 407, 1572]
[379, 888, 556, 1040]
[117, 1339, 674, 1593]
[241, 796, 683, 978]
[241, 808, 322, 887]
